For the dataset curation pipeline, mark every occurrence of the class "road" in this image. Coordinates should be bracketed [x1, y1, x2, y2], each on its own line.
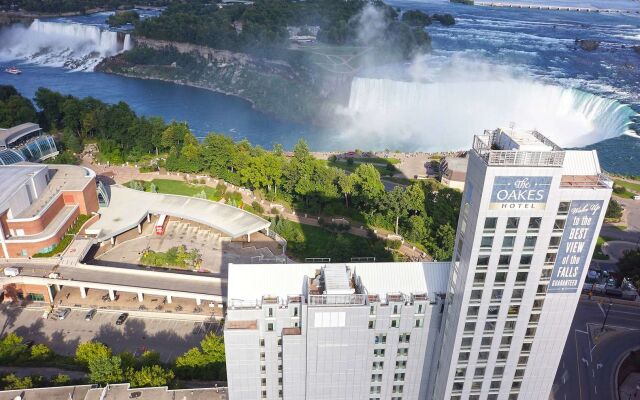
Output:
[552, 299, 640, 400]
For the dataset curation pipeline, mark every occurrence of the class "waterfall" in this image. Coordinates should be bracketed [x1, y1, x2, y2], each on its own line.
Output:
[0, 19, 133, 71]
[340, 77, 639, 151]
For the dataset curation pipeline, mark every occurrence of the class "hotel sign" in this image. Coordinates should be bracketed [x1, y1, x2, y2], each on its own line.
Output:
[489, 176, 552, 210]
[548, 200, 604, 294]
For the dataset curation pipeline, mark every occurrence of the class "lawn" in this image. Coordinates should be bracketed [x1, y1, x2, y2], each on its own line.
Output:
[327, 160, 396, 177]
[270, 217, 394, 262]
[125, 179, 223, 201]
[592, 236, 610, 260]
[351, 156, 401, 165]
[614, 178, 640, 193]
[33, 214, 91, 258]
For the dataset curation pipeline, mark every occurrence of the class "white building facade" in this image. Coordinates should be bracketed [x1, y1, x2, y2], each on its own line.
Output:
[432, 129, 612, 400]
[224, 128, 611, 400]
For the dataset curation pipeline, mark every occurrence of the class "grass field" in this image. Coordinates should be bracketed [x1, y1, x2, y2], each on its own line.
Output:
[327, 160, 396, 177]
[271, 218, 393, 262]
[592, 236, 610, 260]
[614, 178, 640, 196]
[126, 179, 223, 201]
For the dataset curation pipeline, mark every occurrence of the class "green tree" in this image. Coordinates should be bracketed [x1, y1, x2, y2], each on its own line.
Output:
[75, 341, 112, 367]
[88, 355, 124, 385]
[0, 333, 27, 363]
[337, 172, 354, 208]
[1, 373, 33, 390]
[175, 333, 225, 380]
[433, 223, 456, 261]
[605, 199, 623, 221]
[127, 365, 174, 388]
[50, 374, 71, 386]
[618, 248, 640, 286]
[30, 344, 52, 361]
[352, 164, 385, 208]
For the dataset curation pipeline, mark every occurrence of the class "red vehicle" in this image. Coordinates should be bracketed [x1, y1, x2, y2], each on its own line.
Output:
[155, 214, 168, 235]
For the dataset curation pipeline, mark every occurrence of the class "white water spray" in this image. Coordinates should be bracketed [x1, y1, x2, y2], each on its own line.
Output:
[340, 77, 638, 151]
[0, 19, 132, 71]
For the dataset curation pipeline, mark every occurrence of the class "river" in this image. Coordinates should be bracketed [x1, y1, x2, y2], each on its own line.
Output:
[0, 2, 639, 174]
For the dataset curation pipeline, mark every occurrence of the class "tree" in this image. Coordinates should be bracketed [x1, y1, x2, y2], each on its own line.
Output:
[0, 333, 27, 363]
[618, 248, 640, 286]
[175, 333, 225, 380]
[127, 365, 174, 388]
[352, 164, 385, 208]
[30, 344, 52, 361]
[1, 374, 33, 390]
[75, 341, 112, 367]
[0, 94, 38, 128]
[337, 172, 354, 208]
[433, 223, 456, 261]
[386, 186, 409, 234]
[161, 121, 191, 153]
[605, 199, 623, 221]
[88, 355, 124, 385]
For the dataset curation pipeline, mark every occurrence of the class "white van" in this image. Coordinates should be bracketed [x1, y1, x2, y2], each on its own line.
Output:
[633, 195, 640, 201]
[3, 267, 19, 277]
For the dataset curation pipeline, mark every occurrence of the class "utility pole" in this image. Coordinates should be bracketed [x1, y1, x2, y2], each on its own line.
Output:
[601, 300, 613, 331]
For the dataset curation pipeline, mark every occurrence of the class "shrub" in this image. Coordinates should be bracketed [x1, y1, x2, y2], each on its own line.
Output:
[30, 344, 53, 361]
[0, 333, 27, 363]
[251, 201, 264, 214]
[216, 182, 227, 195]
[50, 374, 71, 386]
[2, 374, 34, 390]
[328, 155, 337, 162]
[270, 207, 280, 215]
[386, 239, 402, 250]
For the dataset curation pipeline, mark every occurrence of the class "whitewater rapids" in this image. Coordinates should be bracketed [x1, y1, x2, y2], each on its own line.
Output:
[341, 77, 638, 151]
[0, 19, 131, 71]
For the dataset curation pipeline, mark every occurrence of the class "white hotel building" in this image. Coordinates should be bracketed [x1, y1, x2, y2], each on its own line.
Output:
[224, 128, 612, 400]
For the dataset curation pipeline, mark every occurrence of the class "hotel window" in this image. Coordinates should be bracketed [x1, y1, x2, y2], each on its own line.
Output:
[261, 378, 266, 386]
[484, 217, 497, 231]
[519, 254, 532, 266]
[471, 290, 483, 301]
[549, 236, 561, 249]
[515, 369, 525, 378]
[268, 308, 273, 317]
[498, 255, 511, 266]
[495, 272, 507, 284]
[512, 381, 522, 390]
[369, 320, 375, 329]
[468, 306, 480, 317]
[500, 336, 512, 346]
[370, 305, 376, 315]
[415, 318, 423, 328]
[491, 381, 501, 389]
[508, 305, 520, 316]
[392, 385, 404, 394]
[558, 201, 570, 215]
[529, 314, 540, 323]
[497, 351, 509, 361]
[474, 272, 486, 284]
[493, 366, 505, 378]
[461, 337, 473, 349]
[261, 390, 267, 399]
[511, 289, 524, 299]
[478, 351, 490, 361]
[506, 217, 519, 231]
[522, 343, 533, 353]
[516, 272, 528, 283]
[528, 217, 541, 231]
[374, 334, 387, 344]
[481, 336, 493, 347]
[477, 255, 490, 266]
[372, 361, 384, 370]
[267, 323, 274, 332]
[525, 327, 537, 338]
[459, 352, 470, 362]
[475, 367, 486, 378]
[487, 305, 499, 317]
[545, 253, 557, 264]
[491, 289, 503, 301]
[481, 236, 494, 248]
[261, 365, 266, 373]
[537, 284, 548, 295]
[370, 386, 381, 394]
[293, 307, 298, 317]
[455, 367, 466, 378]
[396, 360, 407, 369]
[399, 333, 411, 343]
[502, 236, 516, 250]
[484, 321, 496, 332]
[391, 319, 399, 328]
[416, 304, 424, 314]
[371, 374, 383, 382]
[553, 219, 566, 231]
[524, 236, 537, 249]
[260, 339, 265, 347]
[464, 322, 476, 333]
[260, 352, 265, 361]
[393, 305, 400, 314]
[374, 349, 385, 357]
[397, 348, 409, 357]
[394, 373, 405, 382]
[504, 321, 516, 333]
[453, 382, 464, 391]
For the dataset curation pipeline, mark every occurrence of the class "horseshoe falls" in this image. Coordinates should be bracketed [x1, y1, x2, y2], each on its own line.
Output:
[341, 77, 639, 151]
[0, 19, 131, 71]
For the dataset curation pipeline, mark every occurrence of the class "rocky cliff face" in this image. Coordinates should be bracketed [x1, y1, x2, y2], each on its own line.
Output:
[97, 38, 348, 125]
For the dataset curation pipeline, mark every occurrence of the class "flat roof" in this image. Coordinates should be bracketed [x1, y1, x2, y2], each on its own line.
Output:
[89, 185, 270, 240]
[228, 262, 451, 304]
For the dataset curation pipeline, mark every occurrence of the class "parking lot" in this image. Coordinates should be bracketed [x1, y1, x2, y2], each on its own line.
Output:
[0, 306, 220, 361]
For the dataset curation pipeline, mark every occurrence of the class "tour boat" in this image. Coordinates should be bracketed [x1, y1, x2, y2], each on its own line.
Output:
[4, 66, 22, 75]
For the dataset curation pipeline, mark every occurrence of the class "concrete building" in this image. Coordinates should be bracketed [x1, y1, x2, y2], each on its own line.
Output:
[224, 262, 450, 400]
[0, 123, 58, 165]
[431, 128, 612, 400]
[0, 163, 99, 258]
[224, 128, 612, 400]
[439, 155, 468, 191]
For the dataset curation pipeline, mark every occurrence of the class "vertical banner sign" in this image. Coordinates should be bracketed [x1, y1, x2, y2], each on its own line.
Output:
[548, 200, 604, 294]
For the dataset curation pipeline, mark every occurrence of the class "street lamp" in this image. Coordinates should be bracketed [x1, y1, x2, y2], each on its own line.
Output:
[601, 300, 613, 331]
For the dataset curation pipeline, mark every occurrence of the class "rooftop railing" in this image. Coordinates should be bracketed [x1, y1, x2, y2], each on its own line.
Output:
[473, 132, 565, 167]
[308, 294, 366, 306]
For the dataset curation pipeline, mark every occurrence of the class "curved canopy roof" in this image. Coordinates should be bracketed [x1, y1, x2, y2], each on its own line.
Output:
[87, 185, 270, 240]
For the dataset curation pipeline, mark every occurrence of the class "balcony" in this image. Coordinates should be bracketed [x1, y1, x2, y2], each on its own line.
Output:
[560, 174, 613, 189]
[308, 294, 366, 306]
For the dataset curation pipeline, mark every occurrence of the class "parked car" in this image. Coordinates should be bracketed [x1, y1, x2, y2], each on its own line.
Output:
[3, 267, 19, 277]
[85, 309, 97, 321]
[115, 313, 129, 325]
[51, 308, 71, 320]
